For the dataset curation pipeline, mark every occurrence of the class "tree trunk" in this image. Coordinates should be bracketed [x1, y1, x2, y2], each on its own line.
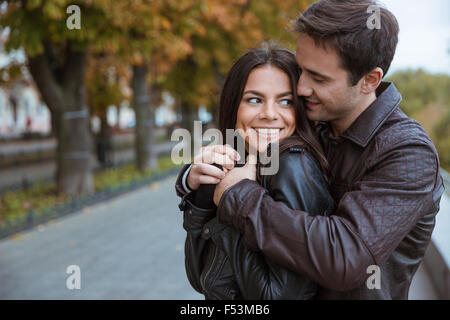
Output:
[99, 113, 111, 147]
[180, 101, 197, 133]
[115, 105, 121, 130]
[54, 106, 93, 195]
[211, 59, 225, 127]
[178, 100, 198, 157]
[96, 112, 112, 166]
[131, 65, 156, 172]
[28, 46, 93, 196]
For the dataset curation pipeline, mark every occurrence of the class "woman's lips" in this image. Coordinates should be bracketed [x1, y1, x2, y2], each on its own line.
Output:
[252, 128, 282, 142]
[254, 128, 281, 135]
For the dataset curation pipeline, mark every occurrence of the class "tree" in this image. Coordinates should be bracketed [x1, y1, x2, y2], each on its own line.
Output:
[163, 0, 313, 130]
[86, 53, 128, 166]
[107, 0, 314, 171]
[0, 0, 122, 195]
[387, 69, 450, 116]
[387, 69, 450, 171]
[110, 0, 203, 171]
[1, 0, 315, 184]
[434, 110, 450, 171]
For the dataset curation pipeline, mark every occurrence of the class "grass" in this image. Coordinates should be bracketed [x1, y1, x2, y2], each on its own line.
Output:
[94, 156, 177, 191]
[0, 156, 181, 229]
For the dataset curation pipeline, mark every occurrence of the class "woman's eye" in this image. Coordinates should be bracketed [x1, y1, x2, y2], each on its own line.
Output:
[313, 78, 324, 83]
[247, 97, 261, 104]
[280, 99, 293, 106]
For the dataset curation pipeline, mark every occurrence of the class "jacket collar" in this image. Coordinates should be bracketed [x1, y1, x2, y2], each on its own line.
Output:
[338, 81, 402, 147]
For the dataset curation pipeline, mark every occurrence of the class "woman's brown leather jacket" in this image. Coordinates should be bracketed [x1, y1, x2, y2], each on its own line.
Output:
[178, 147, 335, 299]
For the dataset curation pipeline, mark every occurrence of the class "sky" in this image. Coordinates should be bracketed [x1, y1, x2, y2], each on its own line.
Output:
[380, 0, 450, 76]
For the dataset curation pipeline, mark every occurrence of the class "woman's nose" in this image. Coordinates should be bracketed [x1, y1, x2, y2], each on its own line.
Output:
[259, 101, 278, 120]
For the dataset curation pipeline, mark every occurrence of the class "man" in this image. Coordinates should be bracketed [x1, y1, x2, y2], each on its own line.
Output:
[177, 0, 444, 299]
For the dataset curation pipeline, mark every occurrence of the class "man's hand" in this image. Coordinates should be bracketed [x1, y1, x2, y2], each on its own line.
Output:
[213, 154, 257, 206]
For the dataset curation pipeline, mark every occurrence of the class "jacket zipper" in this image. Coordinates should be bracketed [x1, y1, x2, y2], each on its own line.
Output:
[201, 244, 219, 293]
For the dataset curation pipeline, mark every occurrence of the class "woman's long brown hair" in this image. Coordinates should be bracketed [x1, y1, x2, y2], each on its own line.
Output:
[218, 44, 330, 181]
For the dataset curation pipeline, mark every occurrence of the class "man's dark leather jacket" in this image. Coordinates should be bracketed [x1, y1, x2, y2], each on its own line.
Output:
[214, 82, 445, 299]
[178, 148, 335, 299]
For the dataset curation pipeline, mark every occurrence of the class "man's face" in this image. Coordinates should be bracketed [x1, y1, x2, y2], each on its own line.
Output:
[295, 33, 363, 130]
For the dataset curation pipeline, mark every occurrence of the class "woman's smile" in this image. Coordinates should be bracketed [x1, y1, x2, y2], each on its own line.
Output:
[235, 65, 296, 152]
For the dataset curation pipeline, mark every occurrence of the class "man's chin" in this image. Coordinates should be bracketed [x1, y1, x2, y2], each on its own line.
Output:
[306, 109, 322, 121]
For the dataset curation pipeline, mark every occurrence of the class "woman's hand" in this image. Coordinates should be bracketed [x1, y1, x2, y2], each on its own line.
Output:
[213, 154, 257, 205]
[187, 144, 240, 191]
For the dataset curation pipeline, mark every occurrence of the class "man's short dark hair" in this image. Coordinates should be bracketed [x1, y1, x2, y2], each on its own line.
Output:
[293, 0, 399, 85]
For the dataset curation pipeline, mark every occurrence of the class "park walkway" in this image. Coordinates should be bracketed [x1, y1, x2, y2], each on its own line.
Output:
[0, 174, 202, 299]
[0, 174, 441, 299]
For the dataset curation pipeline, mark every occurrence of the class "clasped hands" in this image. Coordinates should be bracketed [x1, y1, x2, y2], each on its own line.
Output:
[186, 144, 257, 206]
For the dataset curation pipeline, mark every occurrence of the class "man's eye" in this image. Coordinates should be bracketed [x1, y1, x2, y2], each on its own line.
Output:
[247, 97, 261, 104]
[313, 78, 324, 83]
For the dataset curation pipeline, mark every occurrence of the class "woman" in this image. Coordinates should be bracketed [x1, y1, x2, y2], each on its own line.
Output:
[176, 45, 335, 299]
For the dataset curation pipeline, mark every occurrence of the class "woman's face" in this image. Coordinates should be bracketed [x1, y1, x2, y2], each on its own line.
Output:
[235, 65, 296, 152]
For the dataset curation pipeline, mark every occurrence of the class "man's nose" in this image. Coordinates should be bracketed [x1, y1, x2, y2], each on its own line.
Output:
[297, 74, 313, 97]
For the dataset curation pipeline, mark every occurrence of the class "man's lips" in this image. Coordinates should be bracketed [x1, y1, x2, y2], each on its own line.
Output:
[305, 100, 321, 109]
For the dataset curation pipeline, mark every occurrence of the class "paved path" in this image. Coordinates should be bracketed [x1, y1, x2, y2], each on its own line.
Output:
[0, 174, 440, 299]
[0, 174, 202, 299]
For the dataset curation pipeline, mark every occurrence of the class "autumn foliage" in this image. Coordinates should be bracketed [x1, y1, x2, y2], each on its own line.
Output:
[0, 0, 314, 194]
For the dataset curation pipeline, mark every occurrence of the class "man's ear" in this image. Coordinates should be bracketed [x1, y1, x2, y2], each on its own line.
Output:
[361, 67, 384, 94]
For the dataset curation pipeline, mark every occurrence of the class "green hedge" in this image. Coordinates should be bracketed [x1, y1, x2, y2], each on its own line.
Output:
[0, 156, 181, 229]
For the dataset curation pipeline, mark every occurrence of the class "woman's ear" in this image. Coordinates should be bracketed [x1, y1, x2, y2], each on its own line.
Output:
[361, 67, 384, 94]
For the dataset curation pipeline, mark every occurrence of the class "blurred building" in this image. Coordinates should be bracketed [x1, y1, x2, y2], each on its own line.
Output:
[155, 92, 177, 127]
[0, 79, 51, 139]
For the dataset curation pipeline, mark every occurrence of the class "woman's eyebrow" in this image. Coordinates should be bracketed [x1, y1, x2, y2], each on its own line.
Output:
[277, 91, 294, 98]
[243, 90, 264, 97]
[244, 90, 293, 98]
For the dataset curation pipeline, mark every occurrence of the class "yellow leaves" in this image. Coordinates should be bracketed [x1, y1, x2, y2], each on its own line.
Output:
[160, 17, 171, 30]
[25, 0, 42, 10]
[43, 1, 64, 20]
[164, 0, 197, 13]
[153, 16, 172, 32]
[163, 37, 193, 63]
[300, 0, 313, 12]
[203, 0, 240, 32]
[148, 182, 160, 191]
[151, 53, 171, 78]
[131, 52, 144, 66]
[195, 24, 207, 37]
[86, 53, 128, 114]
[4, 0, 318, 116]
